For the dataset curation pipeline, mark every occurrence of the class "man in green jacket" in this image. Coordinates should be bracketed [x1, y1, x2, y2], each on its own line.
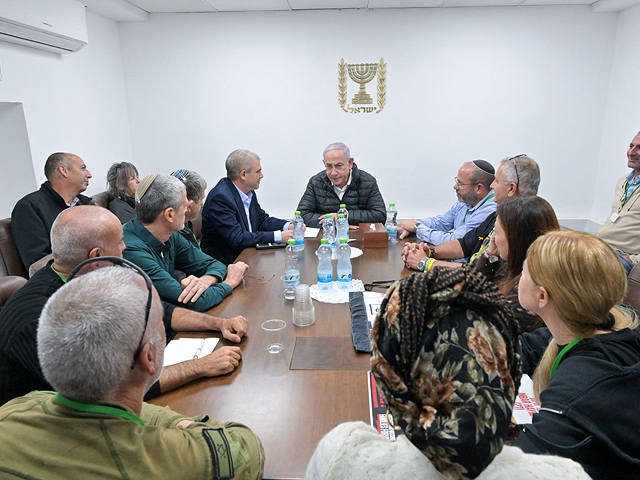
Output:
[0, 266, 264, 479]
[124, 174, 248, 312]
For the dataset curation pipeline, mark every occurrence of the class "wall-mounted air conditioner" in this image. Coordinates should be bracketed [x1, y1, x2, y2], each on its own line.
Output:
[0, 0, 88, 54]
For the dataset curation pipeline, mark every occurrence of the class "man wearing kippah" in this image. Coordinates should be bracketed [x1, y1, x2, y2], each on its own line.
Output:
[398, 160, 496, 260]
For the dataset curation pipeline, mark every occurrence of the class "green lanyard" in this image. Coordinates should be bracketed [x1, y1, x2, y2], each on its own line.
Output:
[619, 181, 640, 212]
[549, 337, 582, 379]
[461, 194, 495, 227]
[50, 264, 67, 283]
[55, 393, 144, 426]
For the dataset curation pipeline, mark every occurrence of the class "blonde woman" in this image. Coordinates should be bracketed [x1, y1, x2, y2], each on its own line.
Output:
[514, 230, 640, 479]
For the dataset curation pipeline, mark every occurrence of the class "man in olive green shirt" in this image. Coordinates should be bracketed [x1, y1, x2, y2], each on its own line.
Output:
[0, 266, 264, 479]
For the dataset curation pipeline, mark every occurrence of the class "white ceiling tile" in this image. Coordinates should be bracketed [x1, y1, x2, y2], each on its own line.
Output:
[288, 0, 367, 10]
[206, 0, 290, 11]
[520, 0, 595, 4]
[125, 0, 216, 13]
[368, 0, 445, 7]
[443, 0, 522, 6]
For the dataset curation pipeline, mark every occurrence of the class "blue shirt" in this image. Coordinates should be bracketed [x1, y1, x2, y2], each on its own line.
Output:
[416, 190, 497, 247]
[625, 171, 640, 201]
[232, 183, 287, 243]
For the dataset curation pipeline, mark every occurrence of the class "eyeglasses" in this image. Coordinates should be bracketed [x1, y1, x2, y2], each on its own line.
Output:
[242, 274, 275, 286]
[453, 177, 476, 187]
[170, 169, 189, 182]
[509, 154, 526, 186]
[67, 256, 154, 370]
[364, 280, 396, 291]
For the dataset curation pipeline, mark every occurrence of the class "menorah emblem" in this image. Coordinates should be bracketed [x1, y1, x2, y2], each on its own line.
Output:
[338, 58, 386, 114]
[348, 63, 378, 104]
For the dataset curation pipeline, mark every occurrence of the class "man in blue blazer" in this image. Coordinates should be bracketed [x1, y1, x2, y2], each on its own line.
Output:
[201, 149, 293, 265]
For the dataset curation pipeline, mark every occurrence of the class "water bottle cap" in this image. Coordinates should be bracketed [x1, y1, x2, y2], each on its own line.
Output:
[325, 214, 331, 218]
[295, 210, 301, 215]
[321, 238, 329, 244]
[340, 204, 346, 208]
[338, 214, 345, 217]
[389, 203, 396, 206]
[339, 237, 348, 243]
[287, 239, 295, 245]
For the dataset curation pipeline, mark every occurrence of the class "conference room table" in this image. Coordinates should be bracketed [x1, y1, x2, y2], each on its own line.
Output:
[150, 229, 414, 480]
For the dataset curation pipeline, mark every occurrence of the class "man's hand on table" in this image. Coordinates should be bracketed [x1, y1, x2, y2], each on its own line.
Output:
[398, 219, 417, 240]
[224, 262, 249, 289]
[281, 229, 294, 242]
[179, 275, 216, 304]
[219, 315, 248, 343]
[317, 213, 338, 225]
[197, 346, 242, 377]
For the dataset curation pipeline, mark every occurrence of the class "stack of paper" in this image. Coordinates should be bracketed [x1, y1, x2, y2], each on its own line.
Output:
[163, 337, 219, 367]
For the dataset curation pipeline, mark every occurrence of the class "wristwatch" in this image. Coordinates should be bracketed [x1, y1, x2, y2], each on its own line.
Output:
[417, 258, 428, 272]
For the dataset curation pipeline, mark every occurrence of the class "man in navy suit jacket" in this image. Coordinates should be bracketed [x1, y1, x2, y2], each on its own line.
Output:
[201, 149, 293, 265]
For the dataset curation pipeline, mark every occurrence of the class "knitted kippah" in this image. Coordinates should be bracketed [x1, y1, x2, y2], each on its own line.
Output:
[170, 169, 189, 182]
[472, 159, 495, 176]
[135, 173, 159, 203]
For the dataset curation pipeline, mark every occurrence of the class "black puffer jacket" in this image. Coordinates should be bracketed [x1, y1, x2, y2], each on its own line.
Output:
[296, 164, 386, 228]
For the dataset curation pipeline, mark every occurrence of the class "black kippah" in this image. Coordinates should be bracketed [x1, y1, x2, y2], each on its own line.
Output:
[472, 159, 495, 176]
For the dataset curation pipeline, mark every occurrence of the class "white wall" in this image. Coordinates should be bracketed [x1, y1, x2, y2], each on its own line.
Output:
[119, 6, 617, 220]
[0, 10, 133, 209]
[593, 3, 640, 222]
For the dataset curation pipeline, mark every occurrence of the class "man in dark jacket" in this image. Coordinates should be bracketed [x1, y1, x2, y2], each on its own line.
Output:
[11, 152, 93, 269]
[296, 142, 386, 228]
[201, 149, 293, 265]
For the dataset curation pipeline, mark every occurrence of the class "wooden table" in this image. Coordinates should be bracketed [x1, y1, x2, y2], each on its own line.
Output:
[150, 231, 413, 479]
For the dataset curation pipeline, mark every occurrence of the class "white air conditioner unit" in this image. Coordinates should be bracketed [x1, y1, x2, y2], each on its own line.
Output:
[0, 0, 88, 54]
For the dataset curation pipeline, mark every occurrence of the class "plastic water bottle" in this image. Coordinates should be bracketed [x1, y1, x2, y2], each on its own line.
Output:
[292, 211, 304, 251]
[323, 214, 336, 250]
[337, 237, 352, 290]
[338, 204, 349, 224]
[284, 239, 300, 299]
[336, 213, 349, 242]
[317, 238, 333, 291]
[386, 203, 398, 244]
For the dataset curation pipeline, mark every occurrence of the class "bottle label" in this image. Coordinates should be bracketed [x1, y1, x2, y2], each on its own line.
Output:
[317, 273, 333, 284]
[338, 273, 352, 283]
[285, 272, 300, 285]
[387, 226, 397, 235]
[294, 238, 304, 246]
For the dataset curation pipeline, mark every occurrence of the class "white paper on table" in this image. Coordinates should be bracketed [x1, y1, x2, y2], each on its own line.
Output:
[363, 291, 385, 328]
[512, 374, 540, 424]
[163, 337, 219, 367]
[304, 227, 321, 238]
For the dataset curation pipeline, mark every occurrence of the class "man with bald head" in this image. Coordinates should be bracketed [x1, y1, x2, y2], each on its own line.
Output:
[11, 152, 93, 270]
[0, 206, 249, 405]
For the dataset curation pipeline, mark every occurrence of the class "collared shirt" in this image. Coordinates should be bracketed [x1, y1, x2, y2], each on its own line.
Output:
[415, 190, 497, 250]
[625, 171, 640, 201]
[232, 183, 284, 243]
[332, 170, 353, 201]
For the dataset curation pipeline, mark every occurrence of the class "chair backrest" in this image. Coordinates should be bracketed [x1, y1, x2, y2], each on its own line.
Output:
[624, 263, 640, 311]
[90, 191, 111, 209]
[29, 253, 53, 278]
[0, 218, 28, 278]
[0, 276, 27, 312]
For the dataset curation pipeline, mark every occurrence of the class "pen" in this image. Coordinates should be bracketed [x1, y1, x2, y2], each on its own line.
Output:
[193, 339, 205, 359]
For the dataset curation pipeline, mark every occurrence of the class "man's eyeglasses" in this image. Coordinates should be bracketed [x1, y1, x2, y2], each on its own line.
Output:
[67, 256, 153, 370]
[509, 154, 527, 186]
[454, 177, 476, 187]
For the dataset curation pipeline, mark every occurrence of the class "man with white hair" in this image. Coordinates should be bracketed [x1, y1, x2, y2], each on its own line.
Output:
[297, 142, 386, 228]
[123, 174, 248, 311]
[0, 206, 249, 405]
[11, 152, 93, 269]
[0, 266, 264, 479]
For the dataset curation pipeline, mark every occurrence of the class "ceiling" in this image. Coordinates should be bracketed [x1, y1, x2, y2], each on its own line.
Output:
[80, 0, 640, 21]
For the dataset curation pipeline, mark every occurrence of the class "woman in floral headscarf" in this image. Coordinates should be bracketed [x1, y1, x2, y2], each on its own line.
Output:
[306, 266, 589, 480]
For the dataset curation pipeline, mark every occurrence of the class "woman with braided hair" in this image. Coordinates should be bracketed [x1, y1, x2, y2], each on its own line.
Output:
[307, 266, 589, 480]
[514, 231, 640, 479]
